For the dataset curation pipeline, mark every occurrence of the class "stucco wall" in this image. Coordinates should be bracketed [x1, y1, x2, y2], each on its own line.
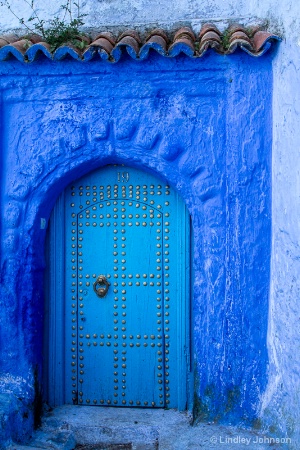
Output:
[0, 0, 270, 32]
[1, 0, 300, 448]
[260, 5, 300, 447]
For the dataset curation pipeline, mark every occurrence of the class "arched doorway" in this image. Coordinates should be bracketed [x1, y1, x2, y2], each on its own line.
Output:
[44, 164, 191, 410]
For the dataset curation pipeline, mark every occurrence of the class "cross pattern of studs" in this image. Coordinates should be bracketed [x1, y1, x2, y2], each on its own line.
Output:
[69, 181, 171, 406]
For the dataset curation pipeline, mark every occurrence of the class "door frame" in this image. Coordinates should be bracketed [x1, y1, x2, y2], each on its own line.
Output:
[43, 167, 193, 410]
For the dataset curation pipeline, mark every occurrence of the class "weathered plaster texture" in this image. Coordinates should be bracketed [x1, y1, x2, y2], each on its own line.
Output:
[0, 0, 266, 32]
[259, 8, 300, 450]
[0, 54, 272, 446]
[0, 0, 300, 449]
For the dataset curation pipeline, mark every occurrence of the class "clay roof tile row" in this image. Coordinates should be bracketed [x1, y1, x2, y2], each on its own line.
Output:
[0, 24, 280, 63]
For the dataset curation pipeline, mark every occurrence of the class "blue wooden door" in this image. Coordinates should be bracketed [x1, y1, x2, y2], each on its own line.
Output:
[60, 165, 190, 408]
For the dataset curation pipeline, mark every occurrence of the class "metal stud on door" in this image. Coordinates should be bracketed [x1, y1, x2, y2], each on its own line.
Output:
[65, 165, 190, 408]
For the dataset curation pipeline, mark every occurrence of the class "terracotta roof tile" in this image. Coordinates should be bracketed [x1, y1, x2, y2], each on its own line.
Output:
[174, 27, 196, 42]
[91, 37, 115, 53]
[253, 30, 277, 53]
[0, 33, 20, 46]
[140, 30, 168, 59]
[0, 24, 280, 63]
[117, 35, 141, 55]
[169, 27, 195, 57]
[25, 42, 52, 62]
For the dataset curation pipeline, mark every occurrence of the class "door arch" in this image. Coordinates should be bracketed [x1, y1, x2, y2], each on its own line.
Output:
[44, 164, 191, 410]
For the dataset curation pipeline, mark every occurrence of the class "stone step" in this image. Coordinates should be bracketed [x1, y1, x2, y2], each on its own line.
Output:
[8, 429, 75, 450]
[8, 446, 37, 450]
[8, 424, 158, 450]
[9, 445, 154, 450]
[72, 425, 158, 448]
[8, 406, 285, 450]
[9, 443, 156, 450]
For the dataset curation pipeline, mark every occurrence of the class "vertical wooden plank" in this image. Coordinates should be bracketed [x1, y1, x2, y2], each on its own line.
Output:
[187, 214, 194, 411]
[172, 190, 191, 410]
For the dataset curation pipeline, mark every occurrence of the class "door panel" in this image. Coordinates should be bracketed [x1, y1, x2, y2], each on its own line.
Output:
[53, 165, 189, 408]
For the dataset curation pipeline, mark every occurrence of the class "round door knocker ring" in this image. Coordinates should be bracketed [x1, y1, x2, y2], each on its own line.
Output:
[93, 275, 110, 298]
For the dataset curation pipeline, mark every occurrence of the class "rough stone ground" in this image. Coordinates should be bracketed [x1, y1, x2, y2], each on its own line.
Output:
[7, 406, 291, 450]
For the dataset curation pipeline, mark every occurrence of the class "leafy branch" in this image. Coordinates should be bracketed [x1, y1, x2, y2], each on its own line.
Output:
[221, 29, 231, 51]
[0, 0, 88, 51]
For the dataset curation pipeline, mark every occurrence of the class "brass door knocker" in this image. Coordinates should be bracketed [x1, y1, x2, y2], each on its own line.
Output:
[93, 275, 110, 298]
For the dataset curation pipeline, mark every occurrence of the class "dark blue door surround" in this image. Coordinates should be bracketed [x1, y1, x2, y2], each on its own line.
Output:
[0, 51, 273, 436]
[46, 165, 190, 409]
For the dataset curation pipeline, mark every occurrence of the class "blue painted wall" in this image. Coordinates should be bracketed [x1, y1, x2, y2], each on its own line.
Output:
[0, 52, 272, 444]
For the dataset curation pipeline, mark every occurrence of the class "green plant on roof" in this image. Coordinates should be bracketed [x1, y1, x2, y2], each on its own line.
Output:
[221, 29, 231, 51]
[0, 0, 87, 52]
